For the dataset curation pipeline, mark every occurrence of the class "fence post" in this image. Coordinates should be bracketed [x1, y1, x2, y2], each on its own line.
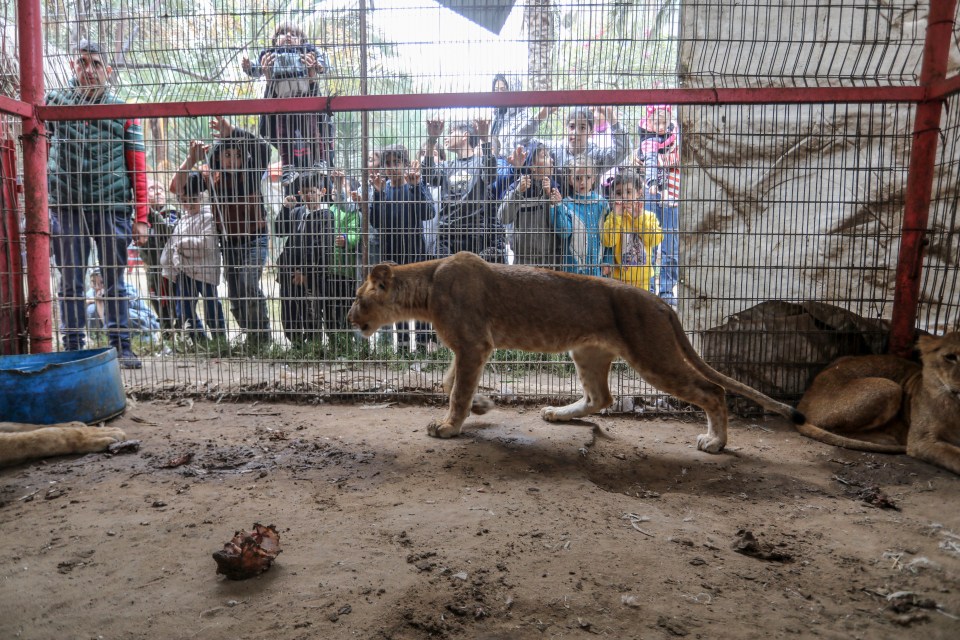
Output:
[17, 0, 53, 353]
[889, 0, 958, 356]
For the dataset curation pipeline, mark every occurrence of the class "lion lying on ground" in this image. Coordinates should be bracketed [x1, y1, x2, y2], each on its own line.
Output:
[797, 332, 960, 475]
[0, 422, 126, 467]
[347, 252, 803, 453]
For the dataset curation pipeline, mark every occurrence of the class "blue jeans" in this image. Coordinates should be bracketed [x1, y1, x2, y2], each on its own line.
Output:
[648, 197, 679, 306]
[220, 235, 271, 337]
[175, 273, 226, 340]
[51, 207, 132, 350]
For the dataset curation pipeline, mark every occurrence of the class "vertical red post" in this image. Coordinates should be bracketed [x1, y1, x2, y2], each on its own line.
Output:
[17, 0, 53, 353]
[889, 0, 958, 357]
[0, 124, 27, 354]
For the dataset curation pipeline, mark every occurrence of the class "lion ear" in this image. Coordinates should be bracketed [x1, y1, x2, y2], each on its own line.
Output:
[916, 333, 940, 356]
[369, 263, 395, 291]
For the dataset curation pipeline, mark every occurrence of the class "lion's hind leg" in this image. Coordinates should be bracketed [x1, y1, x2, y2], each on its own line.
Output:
[798, 377, 904, 442]
[541, 347, 614, 422]
[627, 356, 730, 453]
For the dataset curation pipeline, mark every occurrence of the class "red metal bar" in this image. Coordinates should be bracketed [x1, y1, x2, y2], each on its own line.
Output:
[929, 72, 960, 99]
[0, 126, 27, 355]
[37, 86, 927, 121]
[889, 0, 958, 357]
[18, 0, 53, 353]
[0, 95, 33, 118]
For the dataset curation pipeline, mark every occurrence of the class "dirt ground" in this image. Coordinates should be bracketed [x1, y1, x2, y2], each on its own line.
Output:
[1, 399, 959, 639]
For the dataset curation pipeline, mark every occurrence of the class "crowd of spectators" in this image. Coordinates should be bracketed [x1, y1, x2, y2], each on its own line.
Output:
[47, 31, 681, 361]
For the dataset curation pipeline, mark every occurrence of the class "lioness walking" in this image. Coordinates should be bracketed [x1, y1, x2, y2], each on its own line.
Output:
[348, 252, 803, 453]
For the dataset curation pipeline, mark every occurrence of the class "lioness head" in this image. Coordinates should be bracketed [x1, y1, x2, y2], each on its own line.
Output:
[918, 331, 960, 401]
[347, 263, 396, 337]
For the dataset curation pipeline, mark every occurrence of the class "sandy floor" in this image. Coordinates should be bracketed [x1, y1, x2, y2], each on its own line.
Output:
[1, 400, 958, 639]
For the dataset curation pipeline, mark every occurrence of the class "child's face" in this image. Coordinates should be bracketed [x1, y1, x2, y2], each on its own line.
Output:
[444, 128, 470, 153]
[275, 30, 302, 46]
[612, 183, 638, 214]
[566, 117, 593, 152]
[493, 79, 508, 92]
[647, 109, 671, 135]
[569, 169, 595, 195]
[531, 149, 553, 177]
[179, 196, 203, 214]
[219, 148, 243, 170]
[301, 186, 325, 205]
[147, 181, 167, 208]
[381, 157, 406, 183]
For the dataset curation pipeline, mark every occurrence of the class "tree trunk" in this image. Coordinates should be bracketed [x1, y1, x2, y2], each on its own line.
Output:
[524, 0, 555, 92]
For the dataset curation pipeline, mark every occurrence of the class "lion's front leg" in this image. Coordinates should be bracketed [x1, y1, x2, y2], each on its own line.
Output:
[907, 426, 960, 475]
[428, 347, 492, 438]
[0, 426, 127, 467]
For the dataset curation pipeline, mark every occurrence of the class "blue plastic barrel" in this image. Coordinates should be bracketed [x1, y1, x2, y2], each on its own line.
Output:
[0, 347, 127, 424]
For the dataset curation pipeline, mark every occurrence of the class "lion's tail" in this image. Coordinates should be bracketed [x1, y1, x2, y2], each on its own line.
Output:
[705, 366, 807, 425]
[669, 311, 805, 424]
[795, 421, 907, 454]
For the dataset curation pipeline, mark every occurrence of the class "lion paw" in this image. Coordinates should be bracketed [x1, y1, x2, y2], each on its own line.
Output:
[84, 427, 126, 451]
[427, 420, 461, 439]
[696, 433, 725, 454]
[100, 427, 127, 442]
[540, 406, 563, 422]
[471, 395, 494, 416]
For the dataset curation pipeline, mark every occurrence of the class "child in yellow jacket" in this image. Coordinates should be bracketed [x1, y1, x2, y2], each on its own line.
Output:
[602, 170, 663, 289]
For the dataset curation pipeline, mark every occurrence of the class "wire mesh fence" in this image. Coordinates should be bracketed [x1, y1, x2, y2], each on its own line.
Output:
[1, 0, 958, 411]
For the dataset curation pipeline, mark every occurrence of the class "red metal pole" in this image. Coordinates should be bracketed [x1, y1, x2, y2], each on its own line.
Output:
[0, 125, 27, 354]
[18, 0, 53, 353]
[889, 0, 958, 357]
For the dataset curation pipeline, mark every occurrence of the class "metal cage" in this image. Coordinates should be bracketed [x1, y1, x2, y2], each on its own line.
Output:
[1, 0, 958, 410]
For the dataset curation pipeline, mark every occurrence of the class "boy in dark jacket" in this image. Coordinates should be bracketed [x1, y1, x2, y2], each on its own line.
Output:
[276, 173, 329, 344]
[275, 172, 359, 345]
[421, 118, 506, 263]
[368, 144, 436, 351]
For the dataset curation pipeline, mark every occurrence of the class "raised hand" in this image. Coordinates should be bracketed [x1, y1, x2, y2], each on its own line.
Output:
[210, 116, 233, 139]
[302, 52, 318, 77]
[405, 160, 422, 185]
[260, 51, 277, 80]
[474, 118, 491, 139]
[426, 118, 445, 138]
[507, 145, 527, 169]
[605, 106, 618, 125]
[188, 140, 209, 165]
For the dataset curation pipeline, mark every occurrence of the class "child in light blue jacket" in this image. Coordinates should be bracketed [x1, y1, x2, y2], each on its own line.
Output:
[550, 162, 612, 276]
